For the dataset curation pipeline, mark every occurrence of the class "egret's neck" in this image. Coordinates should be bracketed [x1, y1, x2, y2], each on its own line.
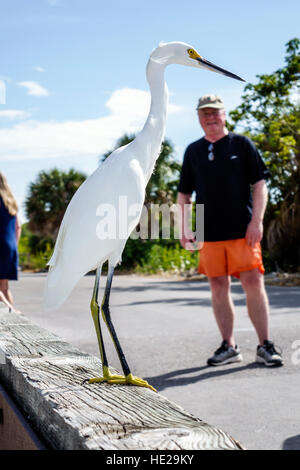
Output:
[138, 58, 168, 180]
[146, 58, 168, 126]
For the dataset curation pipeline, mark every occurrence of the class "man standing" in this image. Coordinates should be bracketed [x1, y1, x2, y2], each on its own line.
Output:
[177, 95, 283, 367]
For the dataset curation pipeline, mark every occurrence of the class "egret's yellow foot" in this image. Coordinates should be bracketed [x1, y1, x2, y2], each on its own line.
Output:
[87, 374, 127, 385]
[126, 373, 157, 393]
[85, 368, 156, 392]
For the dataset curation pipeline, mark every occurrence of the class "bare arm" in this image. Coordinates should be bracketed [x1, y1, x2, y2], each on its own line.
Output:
[246, 179, 268, 247]
[177, 192, 202, 251]
[15, 215, 21, 244]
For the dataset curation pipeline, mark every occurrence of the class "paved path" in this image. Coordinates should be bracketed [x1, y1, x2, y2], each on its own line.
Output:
[9, 272, 300, 450]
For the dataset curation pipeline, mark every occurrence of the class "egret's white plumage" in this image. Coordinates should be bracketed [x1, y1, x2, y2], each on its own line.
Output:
[44, 146, 145, 309]
[43, 42, 244, 389]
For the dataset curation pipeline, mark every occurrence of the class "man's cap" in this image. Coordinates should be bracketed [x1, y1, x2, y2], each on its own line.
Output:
[196, 94, 224, 110]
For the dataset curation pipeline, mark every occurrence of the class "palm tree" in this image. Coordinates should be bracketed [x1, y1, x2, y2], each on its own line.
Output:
[25, 168, 86, 241]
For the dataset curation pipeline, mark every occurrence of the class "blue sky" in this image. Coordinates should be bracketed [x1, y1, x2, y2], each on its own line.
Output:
[1, 0, 299, 222]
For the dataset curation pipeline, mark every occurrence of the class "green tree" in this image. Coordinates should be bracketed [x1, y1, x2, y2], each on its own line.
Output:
[25, 168, 86, 242]
[229, 38, 300, 271]
[145, 138, 181, 205]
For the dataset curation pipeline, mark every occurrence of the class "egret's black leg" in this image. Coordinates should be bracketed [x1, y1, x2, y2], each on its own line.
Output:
[100, 264, 156, 392]
[89, 265, 109, 369]
[86, 265, 129, 386]
[83, 265, 111, 384]
[101, 265, 131, 377]
[85, 264, 156, 391]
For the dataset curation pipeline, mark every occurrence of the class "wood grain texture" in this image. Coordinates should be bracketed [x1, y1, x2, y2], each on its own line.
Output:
[0, 309, 245, 450]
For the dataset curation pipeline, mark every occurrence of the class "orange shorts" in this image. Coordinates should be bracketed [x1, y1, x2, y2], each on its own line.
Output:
[198, 238, 265, 278]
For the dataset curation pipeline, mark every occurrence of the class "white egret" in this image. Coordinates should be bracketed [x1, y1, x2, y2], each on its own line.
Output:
[44, 41, 244, 392]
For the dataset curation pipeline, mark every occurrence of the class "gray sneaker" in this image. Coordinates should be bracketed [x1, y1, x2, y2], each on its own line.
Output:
[207, 340, 243, 366]
[256, 340, 283, 367]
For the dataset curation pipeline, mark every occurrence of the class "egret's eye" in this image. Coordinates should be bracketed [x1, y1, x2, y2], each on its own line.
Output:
[187, 48, 201, 60]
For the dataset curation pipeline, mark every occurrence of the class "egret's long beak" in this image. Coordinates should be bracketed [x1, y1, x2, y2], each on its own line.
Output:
[196, 57, 245, 82]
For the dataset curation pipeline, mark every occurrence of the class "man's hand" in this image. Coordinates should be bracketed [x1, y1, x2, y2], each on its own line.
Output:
[180, 229, 203, 251]
[246, 180, 268, 247]
[177, 192, 204, 251]
[245, 219, 263, 247]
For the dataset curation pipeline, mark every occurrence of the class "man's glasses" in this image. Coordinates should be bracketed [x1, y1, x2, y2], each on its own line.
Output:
[208, 143, 214, 161]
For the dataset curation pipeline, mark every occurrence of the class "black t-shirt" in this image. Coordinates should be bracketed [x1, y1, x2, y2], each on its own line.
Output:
[177, 132, 270, 241]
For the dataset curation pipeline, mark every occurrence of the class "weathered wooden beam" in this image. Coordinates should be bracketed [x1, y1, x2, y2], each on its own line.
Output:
[0, 308, 245, 450]
[0, 384, 45, 450]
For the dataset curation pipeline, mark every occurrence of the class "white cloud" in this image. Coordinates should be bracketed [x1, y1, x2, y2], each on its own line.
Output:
[106, 87, 182, 117]
[34, 66, 46, 73]
[0, 80, 6, 104]
[18, 81, 50, 97]
[0, 87, 183, 162]
[0, 110, 31, 120]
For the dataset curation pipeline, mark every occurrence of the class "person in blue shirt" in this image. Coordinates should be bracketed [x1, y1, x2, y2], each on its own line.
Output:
[0, 172, 21, 311]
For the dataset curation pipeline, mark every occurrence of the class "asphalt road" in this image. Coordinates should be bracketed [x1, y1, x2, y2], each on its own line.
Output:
[9, 272, 300, 450]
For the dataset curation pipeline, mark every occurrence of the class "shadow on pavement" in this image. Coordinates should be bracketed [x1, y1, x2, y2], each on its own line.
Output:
[282, 434, 300, 450]
[112, 280, 300, 311]
[145, 362, 263, 392]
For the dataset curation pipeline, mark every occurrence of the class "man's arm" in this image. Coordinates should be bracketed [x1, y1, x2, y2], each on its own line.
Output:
[246, 179, 268, 247]
[177, 192, 202, 251]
